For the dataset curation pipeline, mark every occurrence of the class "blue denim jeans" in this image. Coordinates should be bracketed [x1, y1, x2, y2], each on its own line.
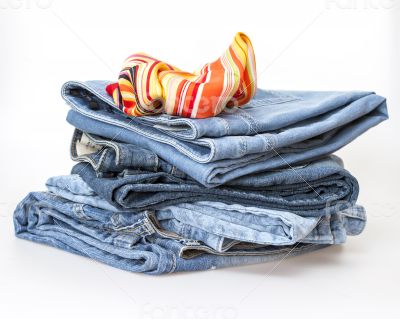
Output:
[13, 191, 328, 275]
[46, 175, 366, 251]
[62, 80, 388, 187]
[70, 129, 360, 216]
[157, 202, 365, 251]
[70, 152, 359, 216]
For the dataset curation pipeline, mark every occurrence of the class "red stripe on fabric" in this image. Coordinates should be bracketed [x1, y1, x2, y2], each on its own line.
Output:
[106, 83, 119, 96]
[145, 62, 157, 101]
[183, 82, 201, 117]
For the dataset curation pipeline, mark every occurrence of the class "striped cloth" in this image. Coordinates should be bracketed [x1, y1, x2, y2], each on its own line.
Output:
[106, 32, 257, 119]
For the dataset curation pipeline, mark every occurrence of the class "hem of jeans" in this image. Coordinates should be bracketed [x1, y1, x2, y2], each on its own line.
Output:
[229, 109, 259, 135]
[61, 81, 218, 164]
[178, 242, 319, 259]
[140, 116, 200, 140]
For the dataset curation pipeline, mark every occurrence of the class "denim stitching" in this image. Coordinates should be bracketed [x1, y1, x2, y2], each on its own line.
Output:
[231, 109, 260, 135]
[86, 133, 122, 166]
[238, 136, 247, 158]
[62, 81, 216, 164]
[214, 117, 230, 136]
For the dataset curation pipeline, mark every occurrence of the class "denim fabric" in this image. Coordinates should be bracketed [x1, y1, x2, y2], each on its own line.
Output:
[157, 202, 366, 251]
[70, 129, 187, 178]
[46, 174, 122, 212]
[70, 128, 358, 190]
[46, 174, 365, 252]
[62, 80, 388, 187]
[13, 192, 327, 275]
[70, 154, 359, 217]
[134, 90, 385, 140]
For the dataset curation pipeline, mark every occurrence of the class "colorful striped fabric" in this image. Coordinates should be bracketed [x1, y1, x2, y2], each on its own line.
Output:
[106, 32, 257, 119]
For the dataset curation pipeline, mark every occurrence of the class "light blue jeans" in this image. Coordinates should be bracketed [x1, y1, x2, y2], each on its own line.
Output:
[14, 191, 328, 275]
[62, 80, 388, 187]
[46, 175, 366, 251]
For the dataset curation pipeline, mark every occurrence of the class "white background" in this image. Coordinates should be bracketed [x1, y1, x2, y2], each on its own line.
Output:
[1, 0, 399, 318]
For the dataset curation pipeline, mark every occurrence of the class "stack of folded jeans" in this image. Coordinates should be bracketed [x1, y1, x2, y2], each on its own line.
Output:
[13, 81, 388, 274]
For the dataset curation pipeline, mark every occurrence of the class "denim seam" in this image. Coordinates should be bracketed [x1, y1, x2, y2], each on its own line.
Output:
[97, 149, 111, 172]
[71, 130, 118, 171]
[201, 138, 217, 162]
[145, 212, 185, 242]
[231, 109, 260, 135]
[85, 133, 122, 166]
[152, 225, 182, 241]
[62, 81, 216, 164]
[179, 222, 188, 239]
[179, 239, 202, 246]
[215, 236, 225, 252]
[179, 242, 317, 258]
[112, 219, 154, 236]
[141, 116, 199, 140]
[214, 117, 230, 136]
[244, 96, 300, 108]
[222, 240, 252, 252]
[238, 136, 247, 158]
[81, 149, 110, 172]
[61, 210, 150, 239]
[168, 254, 177, 273]
[260, 133, 277, 152]
[73, 153, 101, 171]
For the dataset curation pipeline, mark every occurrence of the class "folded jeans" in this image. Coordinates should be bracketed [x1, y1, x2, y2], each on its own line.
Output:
[13, 191, 328, 275]
[70, 153, 359, 217]
[62, 80, 388, 187]
[46, 174, 366, 251]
